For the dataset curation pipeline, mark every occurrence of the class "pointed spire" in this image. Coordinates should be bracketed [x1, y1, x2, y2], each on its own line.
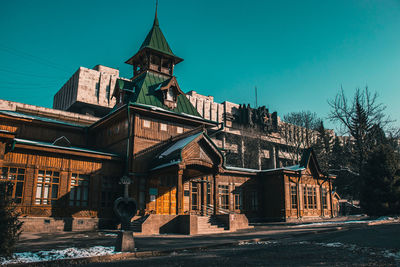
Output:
[153, 0, 159, 27]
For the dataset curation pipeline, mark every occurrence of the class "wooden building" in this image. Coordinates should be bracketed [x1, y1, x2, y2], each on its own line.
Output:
[0, 10, 335, 233]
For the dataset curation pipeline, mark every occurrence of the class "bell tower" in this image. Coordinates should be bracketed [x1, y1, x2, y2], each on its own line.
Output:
[125, 4, 183, 78]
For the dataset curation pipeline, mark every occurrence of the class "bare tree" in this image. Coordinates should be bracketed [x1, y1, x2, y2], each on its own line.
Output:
[328, 87, 391, 173]
[328, 87, 392, 199]
[278, 111, 320, 164]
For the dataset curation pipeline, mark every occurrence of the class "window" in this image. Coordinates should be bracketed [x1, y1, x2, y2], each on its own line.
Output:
[176, 126, 183, 134]
[218, 185, 229, 210]
[249, 191, 258, 211]
[101, 177, 120, 208]
[1, 167, 25, 204]
[160, 123, 167, 131]
[313, 187, 317, 209]
[304, 186, 317, 209]
[191, 183, 198, 210]
[234, 187, 242, 210]
[166, 89, 175, 101]
[290, 185, 297, 209]
[303, 186, 308, 209]
[69, 173, 90, 207]
[35, 170, 60, 205]
[307, 187, 314, 209]
[322, 188, 327, 209]
[143, 119, 150, 128]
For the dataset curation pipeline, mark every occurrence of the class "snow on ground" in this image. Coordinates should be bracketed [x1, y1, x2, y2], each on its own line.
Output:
[291, 216, 399, 228]
[293, 241, 400, 262]
[238, 241, 277, 246]
[0, 246, 120, 265]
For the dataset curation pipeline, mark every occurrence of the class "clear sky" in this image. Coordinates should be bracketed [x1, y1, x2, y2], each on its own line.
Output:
[1, 0, 400, 131]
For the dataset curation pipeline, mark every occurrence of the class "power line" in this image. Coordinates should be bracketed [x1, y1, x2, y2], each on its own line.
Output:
[0, 67, 65, 79]
[0, 43, 71, 73]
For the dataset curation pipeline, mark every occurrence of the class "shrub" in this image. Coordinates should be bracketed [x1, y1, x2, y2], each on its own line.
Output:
[0, 181, 23, 258]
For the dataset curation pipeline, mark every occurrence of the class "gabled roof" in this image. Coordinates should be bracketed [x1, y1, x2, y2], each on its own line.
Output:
[116, 72, 201, 117]
[151, 131, 224, 171]
[260, 148, 325, 176]
[299, 148, 323, 175]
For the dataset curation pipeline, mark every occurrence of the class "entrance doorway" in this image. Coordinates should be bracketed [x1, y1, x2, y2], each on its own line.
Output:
[190, 176, 212, 215]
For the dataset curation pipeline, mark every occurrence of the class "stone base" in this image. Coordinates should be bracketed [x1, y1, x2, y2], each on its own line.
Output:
[19, 217, 114, 232]
[115, 231, 135, 252]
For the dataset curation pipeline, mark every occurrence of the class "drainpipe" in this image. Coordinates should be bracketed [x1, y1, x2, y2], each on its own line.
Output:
[123, 105, 131, 199]
[297, 170, 301, 219]
[207, 122, 224, 137]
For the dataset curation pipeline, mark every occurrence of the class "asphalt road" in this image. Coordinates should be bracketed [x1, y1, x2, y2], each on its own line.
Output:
[82, 223, 400, 267]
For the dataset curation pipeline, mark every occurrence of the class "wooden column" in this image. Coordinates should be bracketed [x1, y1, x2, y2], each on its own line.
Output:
[320, 183, 324, 217]
[329, 179, 334, 218]
[176, 168, 184, 215]
[213, 174, 218, 215]
[202, 178, 207, 215]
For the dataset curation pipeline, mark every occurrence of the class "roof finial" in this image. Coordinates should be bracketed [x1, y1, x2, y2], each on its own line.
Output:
[154, 0, 159, 26]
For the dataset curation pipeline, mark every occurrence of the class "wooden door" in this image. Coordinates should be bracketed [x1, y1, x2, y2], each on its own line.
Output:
[156, 187, 177, 215]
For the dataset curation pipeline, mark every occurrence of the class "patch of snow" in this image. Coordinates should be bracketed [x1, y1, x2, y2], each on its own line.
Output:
[0, 246, 119, 265]
[103, 233, 118, 237]
[382, 250, 400, 260]
[238, 241, 277, 246]
[159, 133, 201, 158]
[317, 242, 344, 248]
[291, 217, 399, 228]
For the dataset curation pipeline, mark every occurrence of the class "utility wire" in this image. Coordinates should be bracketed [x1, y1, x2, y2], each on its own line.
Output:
[0, 67, 66, 79]
[0, 43, 71, 73]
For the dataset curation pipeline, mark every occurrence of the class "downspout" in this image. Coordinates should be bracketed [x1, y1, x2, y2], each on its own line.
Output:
[207, 122, 224, 137]
[124, 105, 131, 198]
[297, 170, 301, 219]
[329, 177, 334, 218]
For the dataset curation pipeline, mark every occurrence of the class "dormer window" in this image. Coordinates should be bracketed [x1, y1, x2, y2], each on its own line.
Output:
[157, 76, 183, 109]
[166, 88, 175, 101]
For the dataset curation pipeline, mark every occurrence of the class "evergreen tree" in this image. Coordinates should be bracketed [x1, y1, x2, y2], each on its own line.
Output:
[361, 144, 400, 216]
[328, 87, 391, 199]
[0, 181, 23, 258]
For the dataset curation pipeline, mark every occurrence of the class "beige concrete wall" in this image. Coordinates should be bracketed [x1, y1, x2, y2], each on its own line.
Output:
[53, 65, 121, 112]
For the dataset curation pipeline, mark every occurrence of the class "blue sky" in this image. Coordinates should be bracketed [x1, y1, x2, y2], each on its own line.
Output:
[1, 0, 400, 131]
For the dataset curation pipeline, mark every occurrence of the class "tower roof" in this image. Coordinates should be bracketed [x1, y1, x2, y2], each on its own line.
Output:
[125, 9, 183, 65]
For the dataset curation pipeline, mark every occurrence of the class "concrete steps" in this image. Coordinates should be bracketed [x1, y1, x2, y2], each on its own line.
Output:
[197, 216, 229, 234]
[129, 215, 148, 232]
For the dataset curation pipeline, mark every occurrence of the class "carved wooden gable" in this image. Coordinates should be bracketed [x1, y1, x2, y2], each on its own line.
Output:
[182, 136, 222, 167]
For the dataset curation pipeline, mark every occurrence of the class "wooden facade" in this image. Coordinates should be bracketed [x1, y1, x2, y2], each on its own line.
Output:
[0, 10, 336, 232]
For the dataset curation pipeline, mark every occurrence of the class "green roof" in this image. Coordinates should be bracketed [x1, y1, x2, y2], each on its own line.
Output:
[117, 72, 201, 118]
[139, 16, 176, 57]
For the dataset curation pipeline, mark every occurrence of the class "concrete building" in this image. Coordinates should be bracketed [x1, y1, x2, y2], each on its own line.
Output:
[53, 65, 126, 117]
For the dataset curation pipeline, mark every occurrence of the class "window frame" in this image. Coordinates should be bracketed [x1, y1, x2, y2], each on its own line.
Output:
[69, 173, 90, 207]
[1, 166, 25, 204]
[290, 185, 298, 209]
[34, 169, 60, 205]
